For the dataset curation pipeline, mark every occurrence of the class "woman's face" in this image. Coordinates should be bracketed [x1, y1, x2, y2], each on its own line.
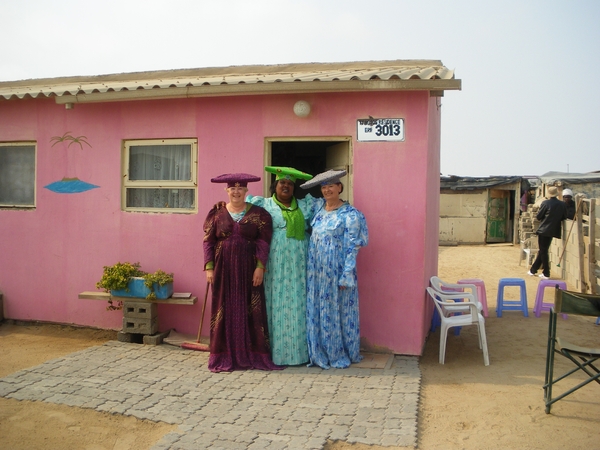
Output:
[275, 179, 295, 203]
[226, 186, 248, 203]
[321, 183, 341, 202]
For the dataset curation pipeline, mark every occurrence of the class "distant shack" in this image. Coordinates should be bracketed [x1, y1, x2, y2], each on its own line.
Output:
[439, 175, 526, 245]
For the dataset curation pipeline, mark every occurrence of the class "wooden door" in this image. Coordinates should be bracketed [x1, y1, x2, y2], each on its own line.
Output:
[487, 190, 509, 242]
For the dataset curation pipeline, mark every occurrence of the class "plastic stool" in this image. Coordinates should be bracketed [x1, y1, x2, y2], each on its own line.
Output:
[496, 278, 529, 317]
[457, 278, 489, 317]
[533, 280, 567, 318]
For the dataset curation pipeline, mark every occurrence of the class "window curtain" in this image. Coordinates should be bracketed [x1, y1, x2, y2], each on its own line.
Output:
[127, 144, 194, 209]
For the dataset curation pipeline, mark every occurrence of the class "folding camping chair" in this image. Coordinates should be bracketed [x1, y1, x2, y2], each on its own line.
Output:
[543, 288, 600, 414]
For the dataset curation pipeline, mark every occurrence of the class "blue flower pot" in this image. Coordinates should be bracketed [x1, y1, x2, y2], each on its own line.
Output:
[111, 277, 173, 299]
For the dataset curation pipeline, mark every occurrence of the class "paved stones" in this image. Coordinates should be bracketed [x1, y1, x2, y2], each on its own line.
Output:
[0, 341, 420, 449]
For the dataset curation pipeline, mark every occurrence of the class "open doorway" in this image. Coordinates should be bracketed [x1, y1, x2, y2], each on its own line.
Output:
[486, 188, 516, 243]
[264, 138, 352, 202]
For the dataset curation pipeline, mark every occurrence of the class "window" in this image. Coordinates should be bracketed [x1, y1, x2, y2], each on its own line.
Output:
[0, 142, 36, 208]
[122, 139, 197, 213]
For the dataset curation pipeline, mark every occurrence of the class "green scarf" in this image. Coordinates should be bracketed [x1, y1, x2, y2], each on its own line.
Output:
[272, 194, 306, 240]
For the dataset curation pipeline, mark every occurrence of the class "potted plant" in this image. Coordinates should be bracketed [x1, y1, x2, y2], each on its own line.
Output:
[96, 262, 174, 310]
[142, 269, 175, 300]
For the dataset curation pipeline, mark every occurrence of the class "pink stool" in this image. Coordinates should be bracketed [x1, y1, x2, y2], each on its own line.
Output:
[457, 278, 488, 317]
[534, 279, 568, 318]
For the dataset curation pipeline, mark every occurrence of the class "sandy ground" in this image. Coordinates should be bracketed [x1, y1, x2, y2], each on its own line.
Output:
[1, 245, 599, 449]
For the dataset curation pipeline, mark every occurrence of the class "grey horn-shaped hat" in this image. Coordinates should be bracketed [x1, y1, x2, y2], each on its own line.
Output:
[299, 169, 346, 189]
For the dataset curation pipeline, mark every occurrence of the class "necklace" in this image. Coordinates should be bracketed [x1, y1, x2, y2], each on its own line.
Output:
[325, 200, 344, 211]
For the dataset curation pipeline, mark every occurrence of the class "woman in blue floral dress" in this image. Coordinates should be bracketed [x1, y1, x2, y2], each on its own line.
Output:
[246, 166, 317, 365]
[300, 170, 369, 369]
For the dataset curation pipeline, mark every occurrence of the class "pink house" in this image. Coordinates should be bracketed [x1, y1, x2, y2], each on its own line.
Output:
[0, 60, 461, 355]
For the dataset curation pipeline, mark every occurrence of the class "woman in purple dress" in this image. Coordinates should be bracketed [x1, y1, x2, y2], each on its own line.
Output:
[203, 173, 281, 372]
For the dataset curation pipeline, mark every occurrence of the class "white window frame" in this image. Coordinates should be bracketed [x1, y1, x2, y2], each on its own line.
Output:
[0, 141, 36, 209]
[122, 138, 198, 213]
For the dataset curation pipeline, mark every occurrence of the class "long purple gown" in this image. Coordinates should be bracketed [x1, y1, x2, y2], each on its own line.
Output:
[203, 203, 281, 372]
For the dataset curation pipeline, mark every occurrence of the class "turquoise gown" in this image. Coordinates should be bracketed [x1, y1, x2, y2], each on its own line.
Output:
[246, 194, 317, 365]
[305, 201, 369, 369]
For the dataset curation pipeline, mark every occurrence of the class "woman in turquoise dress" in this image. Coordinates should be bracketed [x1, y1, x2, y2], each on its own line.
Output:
[246, 166, 317, 365]
[300, 169, 369, 369]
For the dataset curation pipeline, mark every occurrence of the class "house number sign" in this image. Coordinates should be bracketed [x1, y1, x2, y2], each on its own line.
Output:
[357, 118, 405, 142]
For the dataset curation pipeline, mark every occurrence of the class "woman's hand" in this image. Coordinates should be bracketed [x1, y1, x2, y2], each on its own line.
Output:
[252, 267, 265, 286]
[206, 269, 214, 284]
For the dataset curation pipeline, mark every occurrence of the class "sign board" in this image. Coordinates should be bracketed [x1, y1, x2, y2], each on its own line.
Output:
[357, 118, 405, 142]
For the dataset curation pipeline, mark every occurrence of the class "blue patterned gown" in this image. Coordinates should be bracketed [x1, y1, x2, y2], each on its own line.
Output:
[306, 201, 369, 369]
[246, 194, 318, 365]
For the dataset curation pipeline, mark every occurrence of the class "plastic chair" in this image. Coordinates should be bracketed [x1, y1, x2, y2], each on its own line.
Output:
[426, 287, 490, 366]
[431, 306, 461, 335]
[457, 278, 489, 317]
[543, 288, 600, 413]
[534, 279, 568, 318]
[430, 276, 484, 314]
[496, 278, 529, 317]
[429, 276, 483, 335]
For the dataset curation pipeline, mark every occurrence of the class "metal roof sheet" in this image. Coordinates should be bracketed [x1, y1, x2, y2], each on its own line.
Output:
[0, 60, 459, 103]
[539, 171, 600, 185]
[440, 175, 523, 191]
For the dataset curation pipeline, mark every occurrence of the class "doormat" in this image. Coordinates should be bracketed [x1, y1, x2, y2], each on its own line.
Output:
[353, 352, 394, 369]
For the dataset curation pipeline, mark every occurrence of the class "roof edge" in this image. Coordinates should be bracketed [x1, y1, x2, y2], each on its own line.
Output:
[51, 79, 461, 105]
[1, 59, 447, 85]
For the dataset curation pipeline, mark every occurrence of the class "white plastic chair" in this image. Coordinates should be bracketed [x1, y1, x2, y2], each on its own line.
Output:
[426, 287, 490, 366]
[430, 276, 483, 314]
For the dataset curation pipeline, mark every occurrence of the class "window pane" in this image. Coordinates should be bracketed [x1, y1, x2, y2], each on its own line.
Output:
[126, 188, 195, 209]
[0, 145, 35, 206]
[129, 145, 191, 181]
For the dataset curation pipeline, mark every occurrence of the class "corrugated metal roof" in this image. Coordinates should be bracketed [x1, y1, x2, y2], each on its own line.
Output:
[539, 171, 600, 185]
[440, 175, 523, 191]
[0, 60, 460, 104]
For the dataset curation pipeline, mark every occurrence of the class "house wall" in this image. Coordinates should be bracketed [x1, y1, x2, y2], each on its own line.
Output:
[439, 190, 488, 244]
[0, 90, 439, 355]
[422, 97, 442, 352]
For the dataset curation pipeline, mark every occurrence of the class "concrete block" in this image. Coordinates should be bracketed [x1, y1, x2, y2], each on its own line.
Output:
[122, 302, 157, 320]
[142, 328, 172, 345]
[122, 316, 158, 335]
[117, 331, 144, 343]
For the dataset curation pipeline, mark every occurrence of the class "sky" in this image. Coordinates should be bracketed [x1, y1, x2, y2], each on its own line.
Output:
[1, 0, 598, 177]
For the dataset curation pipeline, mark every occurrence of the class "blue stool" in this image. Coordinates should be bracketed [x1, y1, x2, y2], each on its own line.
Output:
[430, 292, 461, 335]
[497, 278, 529, 317]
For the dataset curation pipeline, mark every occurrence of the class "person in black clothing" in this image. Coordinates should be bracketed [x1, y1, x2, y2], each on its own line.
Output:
[562, 188, 576, 220]
[527, 186, 567, 279]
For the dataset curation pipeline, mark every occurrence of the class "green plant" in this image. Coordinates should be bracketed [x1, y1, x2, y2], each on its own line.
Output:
[143, 269, 174, 300]
[96, 262, 144, 292]
[96, 262, 174, 308]
[96, 262, 145, 311]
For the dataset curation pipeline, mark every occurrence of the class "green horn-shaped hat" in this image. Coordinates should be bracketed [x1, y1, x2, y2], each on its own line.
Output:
[265, 166, 313, 183]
